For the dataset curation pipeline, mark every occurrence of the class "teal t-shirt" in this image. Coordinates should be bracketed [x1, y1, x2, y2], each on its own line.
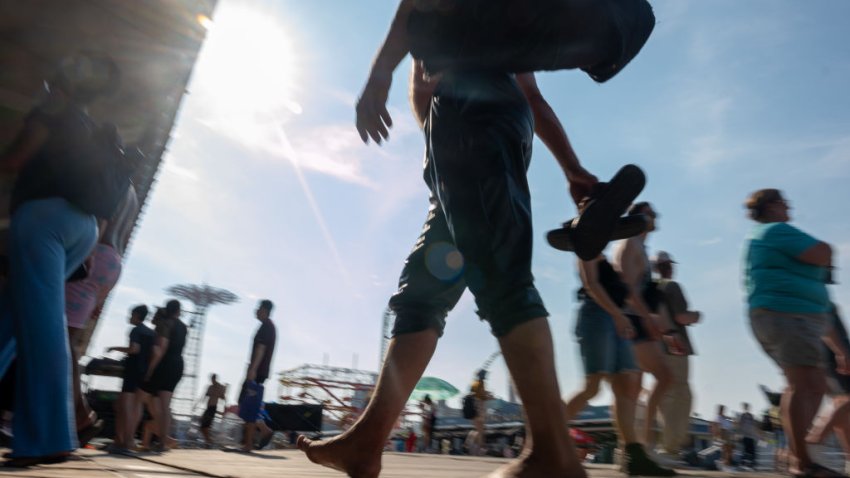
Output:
[745, 222, 830, 313]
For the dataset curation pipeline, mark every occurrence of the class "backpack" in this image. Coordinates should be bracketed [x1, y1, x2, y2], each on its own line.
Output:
[462, 393, 477, 420]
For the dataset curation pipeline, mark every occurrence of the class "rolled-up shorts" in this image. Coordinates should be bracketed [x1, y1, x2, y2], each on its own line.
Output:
[388, 72, 548, 338]
[576, 300, 638, 375]
[750, 308, 829, 369]
[238, 380, 264, 423]
[407, 0, 654, 83]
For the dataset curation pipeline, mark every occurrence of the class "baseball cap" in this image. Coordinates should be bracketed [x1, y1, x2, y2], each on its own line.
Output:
[652, 251, 676, 265]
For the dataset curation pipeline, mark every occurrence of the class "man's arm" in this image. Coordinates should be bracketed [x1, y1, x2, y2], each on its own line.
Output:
[356, 0, 417, 144]
[246, 344, 267, 382]
[107, 343, 140, 355]
[516, 73, 598, 204]
[409, 61, 439, 129]
[823, 326, 850, 375]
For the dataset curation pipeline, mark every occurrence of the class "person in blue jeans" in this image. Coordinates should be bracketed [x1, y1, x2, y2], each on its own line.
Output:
[0, 53, 120, 466]
[744, 188, 850, 478]
[562, 242, 674, 476]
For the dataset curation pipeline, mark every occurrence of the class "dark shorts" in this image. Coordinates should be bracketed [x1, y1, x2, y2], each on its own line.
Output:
[408, 0, 654, 83]
[141, 360, 184, 395]
[121, 368, 143, 393]
[388, 73, 547, 338]
[626, 314, 653, 343]
[238, 381, 264, 423]
[201, 405, 217, 429]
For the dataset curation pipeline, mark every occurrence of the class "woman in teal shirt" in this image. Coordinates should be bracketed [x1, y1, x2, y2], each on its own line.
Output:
[744, 188, 848, 478]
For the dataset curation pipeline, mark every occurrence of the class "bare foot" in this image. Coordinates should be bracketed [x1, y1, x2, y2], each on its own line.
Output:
[488, 453, 587, 478]
[297, 434, 382, 478]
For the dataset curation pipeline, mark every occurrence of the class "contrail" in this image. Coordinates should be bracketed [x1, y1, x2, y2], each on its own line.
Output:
[274, 124, 352, 289]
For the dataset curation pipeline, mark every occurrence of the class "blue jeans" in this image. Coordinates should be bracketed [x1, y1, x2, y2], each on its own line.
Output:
[0, 198, 97, 456]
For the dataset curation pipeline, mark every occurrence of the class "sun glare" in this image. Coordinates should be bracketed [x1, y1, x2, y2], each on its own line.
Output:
[193, 4, 302, 147]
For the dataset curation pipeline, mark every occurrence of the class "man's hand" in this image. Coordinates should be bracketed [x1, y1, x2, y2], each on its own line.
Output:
[566, 166, 599, 205]
[355, 73, 394, 145]
[246, 369, 257, 383]
[644, 313, 664, 341]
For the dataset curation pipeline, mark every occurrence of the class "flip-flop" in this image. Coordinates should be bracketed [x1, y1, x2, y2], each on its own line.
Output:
[547, 214, 648, 252]
[569, 164, 646, 261]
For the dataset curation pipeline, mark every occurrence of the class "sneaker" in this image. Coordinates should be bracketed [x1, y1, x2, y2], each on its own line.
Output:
[625, 443, 677, 476]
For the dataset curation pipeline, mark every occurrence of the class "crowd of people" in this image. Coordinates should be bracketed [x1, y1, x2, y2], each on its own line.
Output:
[293, 1, 847, 478]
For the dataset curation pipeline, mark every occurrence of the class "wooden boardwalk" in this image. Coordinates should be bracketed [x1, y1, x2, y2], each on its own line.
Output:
[0, 449, 793, 478]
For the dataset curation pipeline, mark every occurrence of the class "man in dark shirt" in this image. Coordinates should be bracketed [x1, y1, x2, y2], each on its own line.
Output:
[107, 305, 154, 452]
[236, 300, 276, 452]
[197, 373, 227, 447]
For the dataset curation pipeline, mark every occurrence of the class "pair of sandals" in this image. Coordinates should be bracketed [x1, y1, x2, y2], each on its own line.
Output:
[547, 164, 648, 258]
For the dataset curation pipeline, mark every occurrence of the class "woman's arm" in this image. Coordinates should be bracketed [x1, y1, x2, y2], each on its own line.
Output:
[579, 258, 634, 339]
[145, 335, 169, 380]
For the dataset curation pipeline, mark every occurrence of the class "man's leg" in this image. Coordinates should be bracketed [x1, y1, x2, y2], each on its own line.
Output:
[298, 329, 439, 477]
[122, 392, 137, 449]
[489, 318, 586, 478]
[113, 393, 126, 448]
[782, 366, 827, 472]
[658, 355, 690, 454]
[633, 341, 673, 446]
[242, 422, 256, 451]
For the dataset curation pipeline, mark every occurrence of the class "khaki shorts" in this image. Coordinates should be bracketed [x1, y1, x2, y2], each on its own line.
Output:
[750, 308, 829, 368]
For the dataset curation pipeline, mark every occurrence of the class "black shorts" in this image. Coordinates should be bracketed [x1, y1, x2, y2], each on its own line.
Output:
[407, 0, 654, 83]
[388, 72, 547, 338]
[200, 405, 217, 429]
[626, 314, 653, 343]
[121, 369, 143, 393]
[141, 360, 184, 394]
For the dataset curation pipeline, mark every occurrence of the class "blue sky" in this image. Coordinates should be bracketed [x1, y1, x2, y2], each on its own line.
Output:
[90, 0, 850, 420]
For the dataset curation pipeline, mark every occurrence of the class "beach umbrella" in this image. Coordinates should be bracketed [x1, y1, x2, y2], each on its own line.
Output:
[409, 376, 460, 402]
